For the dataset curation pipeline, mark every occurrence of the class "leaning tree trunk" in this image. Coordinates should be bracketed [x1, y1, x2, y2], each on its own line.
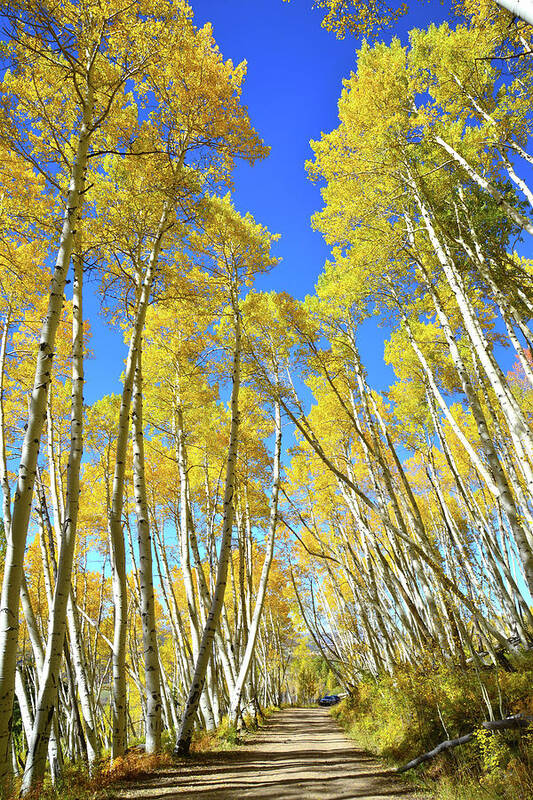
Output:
[412, 196, 533, 594]
[66, 594, 100, 766]
[175, 296, 241, 756]
[433, 134, 533, 235]
[173, 385, 216, 729]
[280, 377, 514, 654]
[0, 88, 93, 788]
[493, 1, 533, 27]
[19, 574, 63, 780]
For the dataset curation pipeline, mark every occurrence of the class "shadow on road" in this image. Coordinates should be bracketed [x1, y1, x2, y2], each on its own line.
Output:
[110, 708, 423, 800]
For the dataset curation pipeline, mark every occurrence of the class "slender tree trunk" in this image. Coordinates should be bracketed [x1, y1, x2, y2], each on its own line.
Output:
[0, 308, 12, 531]
[21, 244, 86, 793]
[108, 204, 170, 759]
[0, 93, 93, 786]
[66, 595, 100, 765]
[433, 134, 533, 235]
[411, 197, 533, 594]
[14, 667, 34, 750]
[175, 296, 241, 756]
[132, 343, 162, 753]
[229, 401, 282, 721]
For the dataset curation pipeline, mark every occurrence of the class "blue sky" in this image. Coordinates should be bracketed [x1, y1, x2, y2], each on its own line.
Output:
[84, 0, 452, 404]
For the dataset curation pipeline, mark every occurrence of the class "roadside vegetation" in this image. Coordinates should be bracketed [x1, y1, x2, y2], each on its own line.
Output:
[333, 656, 533, 800]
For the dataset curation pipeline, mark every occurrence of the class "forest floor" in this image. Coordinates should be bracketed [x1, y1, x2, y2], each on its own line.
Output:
[109, 707, 425, 799]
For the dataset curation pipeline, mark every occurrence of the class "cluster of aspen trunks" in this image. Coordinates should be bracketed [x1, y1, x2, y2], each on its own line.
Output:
[0, 1, 287, 794]
[287, 8, 533, 690]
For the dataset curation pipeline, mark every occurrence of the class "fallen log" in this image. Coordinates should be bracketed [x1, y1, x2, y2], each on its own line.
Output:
[482, 714, 533, 732]
[397, 714, 533, 774]
[397, 734, 473, 773]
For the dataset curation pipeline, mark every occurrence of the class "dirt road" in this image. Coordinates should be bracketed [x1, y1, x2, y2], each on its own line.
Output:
[113, 707, 423, 799]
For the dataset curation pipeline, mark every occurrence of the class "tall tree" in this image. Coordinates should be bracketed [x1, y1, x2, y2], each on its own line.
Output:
[175, 195, 279, 754]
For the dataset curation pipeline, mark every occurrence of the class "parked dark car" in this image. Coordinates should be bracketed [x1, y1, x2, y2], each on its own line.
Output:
[318, 694, 340, 707]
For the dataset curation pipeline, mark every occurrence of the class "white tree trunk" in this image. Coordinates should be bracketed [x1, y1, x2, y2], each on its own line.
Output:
[132, 344, 162, 753]
[175, 298, 241, 755]
[21, 245, 86, 793]
[229, 401, 282, 721]
[108, 204, 169, 759]
[494, 0, 533, 26]
[0, 309, 12, 531]
[434, 135, 533, 235]
[66, 595, 100, 765]
[0, 95, 93, 785]
[412, 198, 533, 594]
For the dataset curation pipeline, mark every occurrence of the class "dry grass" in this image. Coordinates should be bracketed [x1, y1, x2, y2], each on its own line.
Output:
[8, 707, 281, 800]
[98, 750, 173, 785]
[6, 750, 173, 800]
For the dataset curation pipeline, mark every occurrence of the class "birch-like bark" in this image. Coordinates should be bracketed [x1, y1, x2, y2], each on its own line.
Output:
[0, 89, 93, 785]
[153, 523, 194, 685]
[498, 148, 533, 210]
[14, 668, 33, 749]
[108, 203, 170, 759]
[173, 394, 217, 729]
[433, 134, 533, 235]
[229, 401, 282, 721]
[175, 296, 241, 755]
[494, 0, 533, 26]
[289, 568, 349, 689]
[132, 343, 162, 753]
[449, 73, 533, 172]
[21, 244, 86, 793]
[20, 551, 63, 780]
[66, 595, 99, 764]
[46, 404, 64, 546]
[427, 387, 530, 626]
[280, 382, 513, 652]
[187, 500, 236, 710]
[406, 201, 533, 586]
[453, 192, 533, 406]
[37, 475, 99, 763]
[174, 390, 202, 652]
[400, 308, 498, 494]
[411, 198, 533, 593]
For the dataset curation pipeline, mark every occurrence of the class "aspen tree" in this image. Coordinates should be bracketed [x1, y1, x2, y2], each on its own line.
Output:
[106, 201, 173, 759]
[142, 304, 242, 707]
[131, 343, 161, 753]
[305, 17, 533, 643]
[0, 1, 170, 781]
[95, 12, 268, 754]
[229, 401, 282, 722]
[175, 196, 278, 754]
[226, 292, 307, 719]
[20, 246, 85, 793]
[312, 0, 533, 38]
